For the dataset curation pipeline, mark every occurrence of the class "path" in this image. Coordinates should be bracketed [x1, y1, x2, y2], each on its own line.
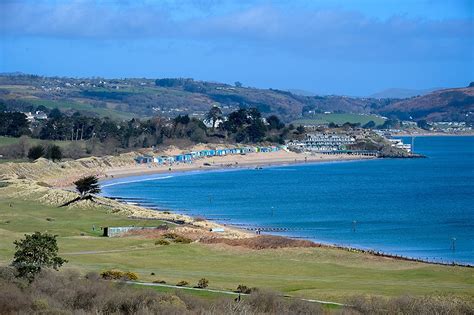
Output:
[127, 280, 346, 306]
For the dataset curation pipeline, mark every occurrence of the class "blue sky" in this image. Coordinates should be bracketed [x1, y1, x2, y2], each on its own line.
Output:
[0, 0, 472, 96]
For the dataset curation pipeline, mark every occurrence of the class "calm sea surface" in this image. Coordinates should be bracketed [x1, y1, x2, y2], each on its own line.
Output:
[102, 136, 474, 264]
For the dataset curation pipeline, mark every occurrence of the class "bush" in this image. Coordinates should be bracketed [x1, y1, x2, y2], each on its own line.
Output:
[176, 280, 189, 287]
[100, 270, 138, 281]
[163, 233, 192, 244]
[45, 144, 62, 161]
[153, 280, 166, 284]
[155, 239, 170, 246]
[0, 182, 10, 188]
[236, 284, 252, 294]
[196, 278, 209, 289]
[27, 145, 45, 160]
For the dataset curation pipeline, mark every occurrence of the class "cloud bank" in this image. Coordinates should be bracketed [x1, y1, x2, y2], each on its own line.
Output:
[2, 0, 472, 61]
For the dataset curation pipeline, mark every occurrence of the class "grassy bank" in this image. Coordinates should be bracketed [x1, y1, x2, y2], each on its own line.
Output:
[0, 195, 472, 303]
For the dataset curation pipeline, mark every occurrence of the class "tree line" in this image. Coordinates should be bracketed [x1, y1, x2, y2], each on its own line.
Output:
[0, 106, 300, 156]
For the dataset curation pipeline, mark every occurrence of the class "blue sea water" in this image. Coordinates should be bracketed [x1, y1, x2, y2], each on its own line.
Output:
[102, 136, 474, 264]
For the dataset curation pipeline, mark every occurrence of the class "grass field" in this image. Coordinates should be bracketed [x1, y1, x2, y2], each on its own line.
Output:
[25, 98, 136, 120]
[292, 113, 386, 126]
[0, 195, 472, 303]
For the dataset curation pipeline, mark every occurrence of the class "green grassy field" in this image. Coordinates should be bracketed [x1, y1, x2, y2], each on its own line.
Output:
[0, 196, 472, 303]
[292, 113, 386, 126]
[25, 98, 136, 120]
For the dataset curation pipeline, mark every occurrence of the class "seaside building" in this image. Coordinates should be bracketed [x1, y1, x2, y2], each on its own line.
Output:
[388, 139, 412, 152]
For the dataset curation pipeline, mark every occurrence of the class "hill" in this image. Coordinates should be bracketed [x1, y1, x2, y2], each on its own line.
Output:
[0, 74, 472, 123]
[369, 87, 443, 99]
[375, 86, 474, 122]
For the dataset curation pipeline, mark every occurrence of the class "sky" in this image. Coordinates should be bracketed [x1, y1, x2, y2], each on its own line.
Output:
[0, 0, 473, 96]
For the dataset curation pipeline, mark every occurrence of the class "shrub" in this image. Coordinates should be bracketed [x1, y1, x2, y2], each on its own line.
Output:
[0, 182, 10, 188]
[123, 271, 138, 281]
[176, 280, 189, 287]
[100, 270, 138, 281]
[196, 278, 209, 289]
[27, 145, 45, 160]
[153, 280, 166, 284]
[45, 144, 62, 161]
[236, 284, 252, 294]
[163, 233, 192, 244]
[155, 239, 170, 246]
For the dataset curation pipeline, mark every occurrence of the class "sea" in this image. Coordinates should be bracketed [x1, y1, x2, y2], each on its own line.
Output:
[101, 136, 474, 264]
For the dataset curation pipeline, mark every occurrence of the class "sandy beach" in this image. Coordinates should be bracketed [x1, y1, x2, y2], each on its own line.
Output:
[103, 150, 374, 180]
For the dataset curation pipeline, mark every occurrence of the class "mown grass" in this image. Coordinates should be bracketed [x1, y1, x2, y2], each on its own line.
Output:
[0, 196, 472, 303]
[292, 113, 386, 126]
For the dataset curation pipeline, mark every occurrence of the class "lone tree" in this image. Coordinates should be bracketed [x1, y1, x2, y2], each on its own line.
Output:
[74, 175, 101, 199]
[206, 106, 223, 130]
[27, 145, 45, 160]
[12, 232, 67, 282]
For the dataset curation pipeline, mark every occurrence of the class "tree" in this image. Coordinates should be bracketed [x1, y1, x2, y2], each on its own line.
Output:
[48, 108, 62, 120]
[46, 144, 62, 161]
[74, 175, 101, 199]
[266, 115, 284, 130]
[205, 106, 223, 130]
[234, 81, 243, 87]
[27, 145, 45, 160]
[0, 112, 30, 137]
[296, 125, 305, 135]
[12, 232, 67, 281]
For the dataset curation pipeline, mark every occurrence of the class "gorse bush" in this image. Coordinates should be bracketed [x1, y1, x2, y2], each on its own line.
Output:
[162, 233, 192, 244]
[100, 270, 138, 281]
[196, 278, 209, 289]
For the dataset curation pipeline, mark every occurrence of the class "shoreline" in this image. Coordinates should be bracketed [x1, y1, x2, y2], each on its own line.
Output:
[99, 158, 473, 268]
[99, 157, 377, 184]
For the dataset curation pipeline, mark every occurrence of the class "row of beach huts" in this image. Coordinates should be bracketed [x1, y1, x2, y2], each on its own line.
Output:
[135, 146, 284, 165]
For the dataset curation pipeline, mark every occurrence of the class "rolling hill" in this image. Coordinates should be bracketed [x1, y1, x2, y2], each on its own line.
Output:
[375, 86, 474, 122]
[0, 74, 472, 123]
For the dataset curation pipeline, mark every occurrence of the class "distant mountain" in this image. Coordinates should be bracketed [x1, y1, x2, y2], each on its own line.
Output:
[370, 87, 443, 99]
[375, 86, 474, 122]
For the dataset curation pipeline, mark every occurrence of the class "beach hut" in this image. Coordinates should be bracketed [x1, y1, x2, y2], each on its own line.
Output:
[184, 153, 193, 162]
[153, 156, 164, 164]
[135, 155, 153, 164]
